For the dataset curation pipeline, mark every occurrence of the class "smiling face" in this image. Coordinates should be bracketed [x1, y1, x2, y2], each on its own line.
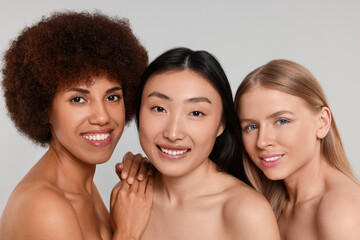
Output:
[238, 86, 323, 181]
[49, 75, 125, 165]
[139, 70, 224, 178]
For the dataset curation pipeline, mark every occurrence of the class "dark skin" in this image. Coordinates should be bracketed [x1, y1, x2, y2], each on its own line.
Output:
[116, 152, 155, 185]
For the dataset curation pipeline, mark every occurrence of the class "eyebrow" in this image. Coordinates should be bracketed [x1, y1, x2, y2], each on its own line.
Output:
[186, 97, 212, 104]
[147, 91, 170, 100]
[240, 110, 295, 123]
[67, 87, 122, 94]
[147, 91, 212, 104]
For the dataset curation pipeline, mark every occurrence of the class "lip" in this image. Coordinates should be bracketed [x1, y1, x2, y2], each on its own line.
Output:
[81, 129, 113, 147]
[157, 144, 191, 159]
[259, 153, 284, 167]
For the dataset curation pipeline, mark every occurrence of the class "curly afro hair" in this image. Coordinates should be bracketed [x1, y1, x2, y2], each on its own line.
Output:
[2, 11, 148, 146]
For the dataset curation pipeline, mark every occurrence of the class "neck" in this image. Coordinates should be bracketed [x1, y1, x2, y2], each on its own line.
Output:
[43, 141, 96, 194]
[155, 159, 218, 205]
[283, 153, 331, 205]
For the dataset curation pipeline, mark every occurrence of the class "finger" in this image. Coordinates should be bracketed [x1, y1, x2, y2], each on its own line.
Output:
[120, 152, 134, 180]
[147, 163, 156, 176]
[120, 179, 132, 191]
[137, 157, 150, 181]
[138, 172, 149, 194]
[115, 162, 123, 180]
[110, 181, 121, 208]
[127, 153, 143, 185]
[130, 177, 140, 193]
[145, 175, 155, 198]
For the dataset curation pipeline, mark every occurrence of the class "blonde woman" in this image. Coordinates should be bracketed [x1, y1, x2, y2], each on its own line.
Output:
[235, 59, 360, 239]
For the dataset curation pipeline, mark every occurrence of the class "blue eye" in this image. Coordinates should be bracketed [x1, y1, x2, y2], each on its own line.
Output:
[277, 119, 288, 125]
[71, 96, 85, 103]
[245, 124, 258, 132]
[190, 111, 204, 117]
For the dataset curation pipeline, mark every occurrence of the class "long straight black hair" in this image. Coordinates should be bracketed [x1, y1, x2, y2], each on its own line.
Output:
[135, 47, 248, 183]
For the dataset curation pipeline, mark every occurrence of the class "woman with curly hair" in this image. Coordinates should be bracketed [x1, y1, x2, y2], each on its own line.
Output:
[0, 11, 153, 240]
[235, 59, 360, 239]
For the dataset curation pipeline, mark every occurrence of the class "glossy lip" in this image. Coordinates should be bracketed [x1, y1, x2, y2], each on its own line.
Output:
[259, 153, 284, 167]
[81, 129, 113, 147]
[157, 144, 191, 160]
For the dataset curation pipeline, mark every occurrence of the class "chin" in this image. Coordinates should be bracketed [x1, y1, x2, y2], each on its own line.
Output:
[156, 166, 187, 178]
[262, 171, 287, 181]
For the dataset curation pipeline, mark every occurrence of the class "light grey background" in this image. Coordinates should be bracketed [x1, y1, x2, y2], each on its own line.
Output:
[1, 0, 359, 213]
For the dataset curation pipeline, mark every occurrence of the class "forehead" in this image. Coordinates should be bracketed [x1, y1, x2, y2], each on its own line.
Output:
[239, 86, 310, 117]
[143, 70, 220, 99]
[57, 74, 121, 91]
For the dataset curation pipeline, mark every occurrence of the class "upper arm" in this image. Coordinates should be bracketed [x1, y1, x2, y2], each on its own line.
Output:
[223, 189, 280, 240]
[317, 195, 360, 240]
[8, 188, 84, 240]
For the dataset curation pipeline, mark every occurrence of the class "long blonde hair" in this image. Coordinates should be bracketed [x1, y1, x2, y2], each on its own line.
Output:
[234, 59, 358, 218]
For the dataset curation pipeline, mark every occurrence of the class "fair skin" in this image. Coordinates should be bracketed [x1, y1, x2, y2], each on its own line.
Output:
[0, 76, 153, 240]
[136, 70, 280, 240]
[239, 86, 360, 240]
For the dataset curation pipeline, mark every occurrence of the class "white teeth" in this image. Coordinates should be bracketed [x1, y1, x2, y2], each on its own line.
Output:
[263, 156, 282, 162]
[83, 133, 110, 141]
[160, 147, 188, 156]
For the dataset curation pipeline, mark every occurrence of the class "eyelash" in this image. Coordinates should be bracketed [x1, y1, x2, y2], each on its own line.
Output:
[244, 124, 258, 133]
[152, 106, 166, 113]
[276, 118, 289, 125]
[70, 94, 121, 104]
[243, 118, 290, 132]
[70, 96, 86, 103]
[106, 94, 122, 102]
[151, 106, 205, 118]
[189, 111, 205, 117]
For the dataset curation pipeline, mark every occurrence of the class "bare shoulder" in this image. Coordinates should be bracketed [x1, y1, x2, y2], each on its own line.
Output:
[317, 179, 360, 240]
[0, 182, 83, 239]
[222, 179, 280, 239]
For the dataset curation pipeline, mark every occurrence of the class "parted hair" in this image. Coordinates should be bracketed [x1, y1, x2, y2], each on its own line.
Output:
[135, 47, 248, 182]
[2, 11, 148, 146]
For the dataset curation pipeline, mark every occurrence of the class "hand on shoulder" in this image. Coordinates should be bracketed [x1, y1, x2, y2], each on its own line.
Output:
[111, 173, 154, 240]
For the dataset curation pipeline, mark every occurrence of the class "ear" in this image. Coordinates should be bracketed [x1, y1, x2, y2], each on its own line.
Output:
[216, 121, 225, 137]
[316, 107, 331, 139]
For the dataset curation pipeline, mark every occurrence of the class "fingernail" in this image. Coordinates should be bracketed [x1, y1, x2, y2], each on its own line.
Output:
[138, 174, 144, 180]
[121, 172, 128, 179]
[128, 177, 134, 184]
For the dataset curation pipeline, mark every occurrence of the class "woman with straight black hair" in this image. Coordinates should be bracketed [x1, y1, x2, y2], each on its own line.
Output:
[136, 47, 247, 182]
[131, 47, 280, 239]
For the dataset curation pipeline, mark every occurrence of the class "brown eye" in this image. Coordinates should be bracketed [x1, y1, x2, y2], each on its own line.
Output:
[190, 111, 204, 117]
[71, 97, 85, 103]
[152, 106, 166, 113]
[107, 95, 121, 101]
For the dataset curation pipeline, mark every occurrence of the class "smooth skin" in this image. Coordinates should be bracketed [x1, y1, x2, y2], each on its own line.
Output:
[239, 86, 360, 240]
[134, 70, 280, 240]
[0, 76, 154, 240]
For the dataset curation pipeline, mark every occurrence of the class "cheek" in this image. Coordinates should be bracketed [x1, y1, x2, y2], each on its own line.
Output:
[191, 120, 221, 153]
[109, 104, 126, 127]
[242, 134, 256, 154]
[50, 107, 84, 139]
[138, 109, 158, 151]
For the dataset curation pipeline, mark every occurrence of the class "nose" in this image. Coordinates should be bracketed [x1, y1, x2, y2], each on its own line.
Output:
[163, 114, 185, 141]
[88, 101, 110, 126]
[256, 125, 274, 149]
